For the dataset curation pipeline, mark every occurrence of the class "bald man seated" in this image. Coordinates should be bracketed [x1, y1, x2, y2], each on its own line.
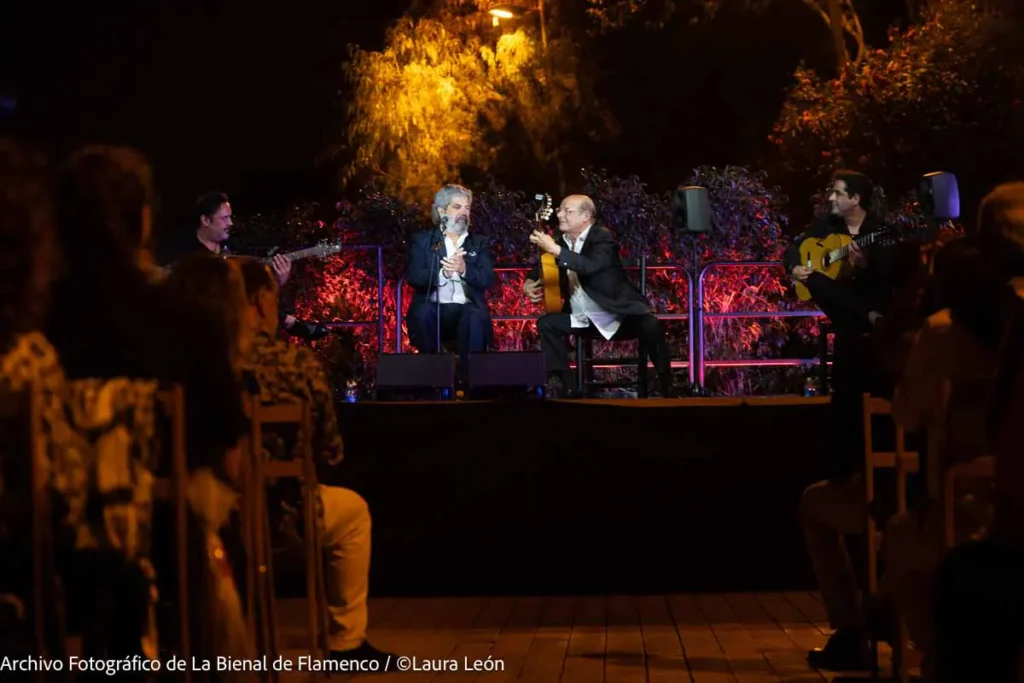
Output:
[524, 194, 676, 398]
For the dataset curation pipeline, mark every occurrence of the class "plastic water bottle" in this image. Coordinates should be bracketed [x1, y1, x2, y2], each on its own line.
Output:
[345, 380, 359, 403]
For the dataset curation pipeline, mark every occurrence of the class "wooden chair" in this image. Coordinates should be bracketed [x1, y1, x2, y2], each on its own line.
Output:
[572, 334, 649, 397]
[862, 393, 919, 682]
[245, 398, 330, 678]
[568, 257, 652, 398]
[930, 379, 997, 549]
[0, 382, 67, 682]
[152, 385, 191, 683]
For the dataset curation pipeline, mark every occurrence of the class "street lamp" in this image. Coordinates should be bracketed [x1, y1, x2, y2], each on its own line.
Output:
[486, 3, 548, 71]
[488, 6, 521, 26]
[483, 0, 562, 193]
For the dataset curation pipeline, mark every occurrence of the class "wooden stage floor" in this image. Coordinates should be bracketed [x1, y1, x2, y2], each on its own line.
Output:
[276, 592, 898, 682]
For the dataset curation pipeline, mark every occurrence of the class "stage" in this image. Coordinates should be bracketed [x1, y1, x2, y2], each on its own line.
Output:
[325, 396, 836, 597]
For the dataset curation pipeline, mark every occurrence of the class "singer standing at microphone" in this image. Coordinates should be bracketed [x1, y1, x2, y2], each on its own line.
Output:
[405, 184, 496, 385]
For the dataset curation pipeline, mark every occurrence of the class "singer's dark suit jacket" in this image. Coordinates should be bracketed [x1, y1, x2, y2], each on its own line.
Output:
[527, 223, 652, 317]
[405, 229, 496, 349]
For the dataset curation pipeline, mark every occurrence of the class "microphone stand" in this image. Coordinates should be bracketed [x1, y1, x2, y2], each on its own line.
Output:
[432, 237, 443, 354]
[431, 230, 447, 399]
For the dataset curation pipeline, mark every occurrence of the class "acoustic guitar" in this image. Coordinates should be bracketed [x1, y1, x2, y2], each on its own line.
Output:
[533, 193, 560, 313]
[792, 229, 895, 302]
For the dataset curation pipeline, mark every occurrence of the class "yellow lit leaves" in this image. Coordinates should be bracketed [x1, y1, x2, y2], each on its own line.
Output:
[341, 15, 572, 205]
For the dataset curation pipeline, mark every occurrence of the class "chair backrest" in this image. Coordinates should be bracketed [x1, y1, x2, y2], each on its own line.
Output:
[243, 396, 314, 663]
[862, 393, 919, 596]
[154, 384, 190, 676]
[249, 399, 312, 478]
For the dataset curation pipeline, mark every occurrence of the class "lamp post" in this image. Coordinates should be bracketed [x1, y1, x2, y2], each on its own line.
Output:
[488, 2, 548, 64]
[487, 1, 564, 194]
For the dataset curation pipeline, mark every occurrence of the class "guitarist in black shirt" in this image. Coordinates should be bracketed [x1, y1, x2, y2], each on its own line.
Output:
[160, 192, 329, 342]
[782, 170, 898, 672]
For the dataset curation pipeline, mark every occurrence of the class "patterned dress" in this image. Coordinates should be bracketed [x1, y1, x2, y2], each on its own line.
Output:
[0, 333, 87, 534]
[1, 333, 164, 662]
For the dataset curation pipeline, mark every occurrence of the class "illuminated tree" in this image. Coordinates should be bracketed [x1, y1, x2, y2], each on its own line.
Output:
[336, 9, 580, 205]
[771, 0, 1024, 199]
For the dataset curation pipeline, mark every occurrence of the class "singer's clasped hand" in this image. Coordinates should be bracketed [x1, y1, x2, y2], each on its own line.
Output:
[441, 249, 467, 277]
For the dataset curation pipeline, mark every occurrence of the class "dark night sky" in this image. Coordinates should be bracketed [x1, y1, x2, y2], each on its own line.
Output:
[0, 0, 904, 233]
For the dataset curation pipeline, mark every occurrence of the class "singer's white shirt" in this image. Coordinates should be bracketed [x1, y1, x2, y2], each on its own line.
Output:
[430, 232, 468, 305]
[564, 225, 621, 339]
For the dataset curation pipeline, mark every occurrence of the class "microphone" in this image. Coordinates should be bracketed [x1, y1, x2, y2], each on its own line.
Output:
[435, 216, 447, 253]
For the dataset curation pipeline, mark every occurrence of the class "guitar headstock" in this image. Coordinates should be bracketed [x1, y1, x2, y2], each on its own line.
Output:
[534, 193, 553, 224]
[311, 239, 343, 259]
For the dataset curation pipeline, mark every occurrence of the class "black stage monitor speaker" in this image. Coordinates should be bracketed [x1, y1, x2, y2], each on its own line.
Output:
[376, 353, 456, 400]
[919, 171, 960, 220]
[466, 352, 547, 399]
[672, 185, 711, 233]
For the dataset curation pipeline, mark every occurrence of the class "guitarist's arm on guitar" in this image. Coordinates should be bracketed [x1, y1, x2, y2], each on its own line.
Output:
[523, 264, 545, 303]
[783, 223, 822, 282]
[529, 228, 617, 275]
[269, 252, 292, 286]
[782, 220, 868, 285]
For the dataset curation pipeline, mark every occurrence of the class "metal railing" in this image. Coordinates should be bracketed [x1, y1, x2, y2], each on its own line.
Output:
[239, 244, 387, 353]
[694, 260, 827, 387]
[324, 245, 387, 353]
[391, 257, 826, 388]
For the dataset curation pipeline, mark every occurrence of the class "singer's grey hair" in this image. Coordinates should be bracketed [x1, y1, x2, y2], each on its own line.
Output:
[431, 184, 472, 226]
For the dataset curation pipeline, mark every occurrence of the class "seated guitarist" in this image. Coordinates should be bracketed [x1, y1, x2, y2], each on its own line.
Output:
[523, 194, 675, 398]
[783, 170, 900, 671]
[159, 191, 329, 342]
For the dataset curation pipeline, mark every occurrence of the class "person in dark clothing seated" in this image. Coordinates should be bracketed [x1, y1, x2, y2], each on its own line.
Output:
[404, 184, 496, 383]
[159, 191, 330, 342]
[930, 182, 1024, 683]
[782, 170, 900, 672]
[44, 145, 252, 670]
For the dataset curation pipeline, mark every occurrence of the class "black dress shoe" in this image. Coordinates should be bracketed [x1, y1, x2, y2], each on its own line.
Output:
[286, 319, 330, 342]
[649, 376, 682, 398]
[544, 376, 584, 399]
[807, 628, 874, 672]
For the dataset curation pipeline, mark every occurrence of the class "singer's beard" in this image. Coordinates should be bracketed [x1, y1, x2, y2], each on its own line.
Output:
[449, 219, 469, 234]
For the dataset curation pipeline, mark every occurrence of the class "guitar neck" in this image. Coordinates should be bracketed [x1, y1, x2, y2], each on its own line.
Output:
[831, 231, 882, 261]
[263, 247, 316, 263]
